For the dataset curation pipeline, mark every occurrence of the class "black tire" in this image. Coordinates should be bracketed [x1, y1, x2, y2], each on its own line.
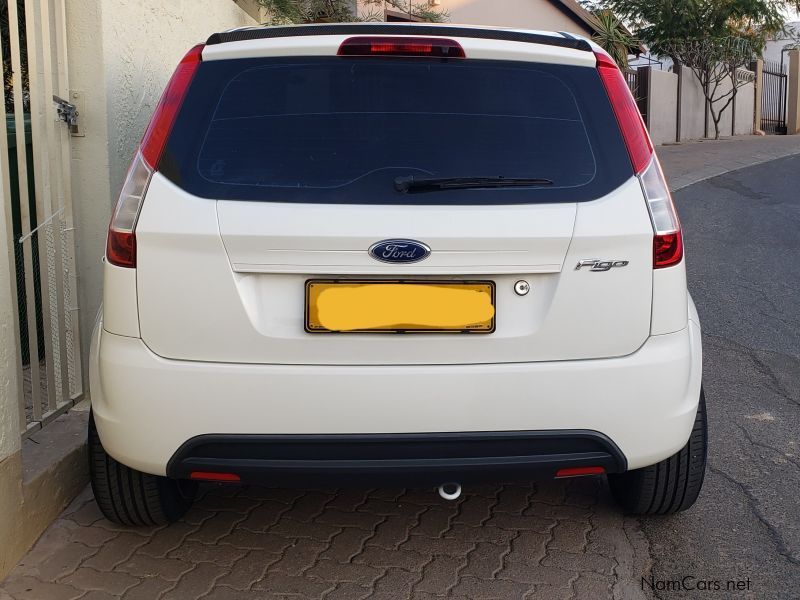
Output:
[88, 411, 195, 526]
[609, 388, 707, 515]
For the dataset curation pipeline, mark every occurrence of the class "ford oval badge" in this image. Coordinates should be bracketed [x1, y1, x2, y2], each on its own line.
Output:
[368, 239, 431, 264]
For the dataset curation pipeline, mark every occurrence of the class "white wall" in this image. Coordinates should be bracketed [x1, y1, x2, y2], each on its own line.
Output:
[0, 184, 20, 461]
[356, 0, 593, 36]
[647, 69, 678, 145]
[641, 66, 755, 144]
[66, 0, 256, 377]
[763, 22, 800, 65]
[734, 81, 755, 136]
[679, 66, 707, 140]
[438, 0, 591, 34]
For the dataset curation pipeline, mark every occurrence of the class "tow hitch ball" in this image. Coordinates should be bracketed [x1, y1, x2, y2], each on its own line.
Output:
[437, 482, 462, 501]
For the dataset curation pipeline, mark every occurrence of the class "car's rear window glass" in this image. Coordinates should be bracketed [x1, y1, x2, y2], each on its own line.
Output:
[161, 57, 633, 204]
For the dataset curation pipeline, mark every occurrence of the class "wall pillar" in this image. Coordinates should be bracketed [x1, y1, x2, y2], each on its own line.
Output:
[752, 59, 763, 133]
[0, 121, 24, 579]
[787, 49, 800, 135]
[0, 126, 22, 470]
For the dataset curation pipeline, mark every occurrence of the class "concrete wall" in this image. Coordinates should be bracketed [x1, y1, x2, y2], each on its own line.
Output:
[646, 69, 678, 146]
[356, 0, 593, 36]
[679, 66, 707, 141]
[641, 65, 755, 144]
[0, 185, 20, 465]
[763, 22, 800, 65]
[0, 118, 23, 577]
[440, 0, 593, 35]
[66, 0, 256, 376]
[734, 81, 755, 136]
[788, 50, 800, 135]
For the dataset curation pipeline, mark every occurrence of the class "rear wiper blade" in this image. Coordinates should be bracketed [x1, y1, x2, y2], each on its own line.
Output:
[394, 175, 554, 193]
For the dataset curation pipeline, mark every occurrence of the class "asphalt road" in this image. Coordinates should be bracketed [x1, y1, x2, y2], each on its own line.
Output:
[641, 154, 800, 599]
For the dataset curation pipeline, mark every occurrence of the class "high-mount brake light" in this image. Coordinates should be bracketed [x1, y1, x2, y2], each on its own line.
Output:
[595, 50, 652, 175]
[337, 36, 465, 58]
[106, 44, 203, 268]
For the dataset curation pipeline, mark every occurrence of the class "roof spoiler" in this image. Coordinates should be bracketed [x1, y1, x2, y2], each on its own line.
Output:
[206, 23, 592, 52]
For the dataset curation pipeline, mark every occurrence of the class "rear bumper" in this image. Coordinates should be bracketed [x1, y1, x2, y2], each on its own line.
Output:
[166, 430, 626, 486]
[90, 316, 702, 478]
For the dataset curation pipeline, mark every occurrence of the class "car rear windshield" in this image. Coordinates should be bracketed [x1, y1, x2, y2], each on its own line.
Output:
[160, 56, 633, 205]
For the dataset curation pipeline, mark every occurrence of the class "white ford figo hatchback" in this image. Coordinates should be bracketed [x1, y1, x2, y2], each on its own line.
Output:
[89, 23, 706, 525]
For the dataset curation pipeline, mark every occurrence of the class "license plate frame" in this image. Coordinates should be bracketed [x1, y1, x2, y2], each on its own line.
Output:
[305, 279, 496, 334]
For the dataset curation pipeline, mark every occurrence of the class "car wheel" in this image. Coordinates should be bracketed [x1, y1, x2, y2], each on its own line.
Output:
[88, 411, 195, 525]
[609, 388, 707, 515]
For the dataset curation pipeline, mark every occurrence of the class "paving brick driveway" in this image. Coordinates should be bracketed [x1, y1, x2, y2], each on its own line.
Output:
[1, 480, 648, 599]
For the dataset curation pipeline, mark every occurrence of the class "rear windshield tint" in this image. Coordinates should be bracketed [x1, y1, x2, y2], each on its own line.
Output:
[161, 57, 633, 204]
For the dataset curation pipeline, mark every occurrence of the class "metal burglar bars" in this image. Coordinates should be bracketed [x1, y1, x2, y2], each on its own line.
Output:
[760, 59, 788, 134]
[623, 67, 649, 126]
[623, 68, 638, 97]
[1, 0, 83, 437]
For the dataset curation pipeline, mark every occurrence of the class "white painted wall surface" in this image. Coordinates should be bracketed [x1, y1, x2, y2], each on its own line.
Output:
[734, 81, 755, 136]
[355, 0, 593, 36]
[66, 0, 256, 378]
[438, 0, 592, 35]
[642, 66, 754, 144]
[647, 69, 678, 145]
[679, 66, 708, 140]
[0, 184, 21, 461]
[763, 22, 800, 65]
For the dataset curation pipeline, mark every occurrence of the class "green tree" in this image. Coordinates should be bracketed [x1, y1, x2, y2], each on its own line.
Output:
[257, 0, 448, 24]
[664, 36, 755, 139]
[591, 0, 785, 138]
[600, 0, 783, 56]
[590, 11, 639, 68]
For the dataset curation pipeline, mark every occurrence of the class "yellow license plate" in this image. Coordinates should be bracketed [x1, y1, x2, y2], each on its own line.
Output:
[305, 280, 496, 333]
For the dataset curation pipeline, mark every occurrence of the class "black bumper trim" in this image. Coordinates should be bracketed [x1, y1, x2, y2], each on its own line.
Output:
[167, 430, 626, 486]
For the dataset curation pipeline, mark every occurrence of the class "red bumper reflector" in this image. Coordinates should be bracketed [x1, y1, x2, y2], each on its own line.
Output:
[338, 36, 465, 58]
[555, 466, 606, 478]
[190, 471, 241, 482]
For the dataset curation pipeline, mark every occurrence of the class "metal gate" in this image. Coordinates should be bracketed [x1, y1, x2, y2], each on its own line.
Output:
[624, 67, 649, 128]
[760, 59, 788, 134]
[2, 0, 83, 437]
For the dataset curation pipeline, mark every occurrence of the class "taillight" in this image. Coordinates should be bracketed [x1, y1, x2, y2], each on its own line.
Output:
[141, 44, 203, 169]
[107, 44, 203, 268]
[595, 50, 682, 268]
[595, 50, 652, 175]
[337, 36, 465, 58]
[106, 152, 152, 268]
[639, 157, 683, 268]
